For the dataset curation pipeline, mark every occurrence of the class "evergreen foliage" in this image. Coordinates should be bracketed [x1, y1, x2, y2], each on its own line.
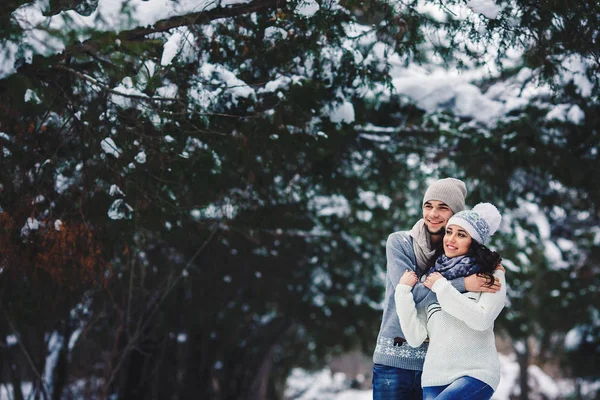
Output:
[0, 0, 598, 398]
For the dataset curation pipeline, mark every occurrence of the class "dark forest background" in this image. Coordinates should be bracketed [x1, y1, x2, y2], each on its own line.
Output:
[0, 0, 599, 399]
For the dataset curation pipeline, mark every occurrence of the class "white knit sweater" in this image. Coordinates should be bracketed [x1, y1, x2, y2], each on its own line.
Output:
[394, 270, 507, 390]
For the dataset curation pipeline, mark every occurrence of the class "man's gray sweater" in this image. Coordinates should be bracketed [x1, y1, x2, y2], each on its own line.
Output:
[372, 231, 466, 370]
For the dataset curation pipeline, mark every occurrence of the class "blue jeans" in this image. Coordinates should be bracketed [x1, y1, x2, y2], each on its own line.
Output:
[423, 376, 493, 400]
[372, 364, 422, 400]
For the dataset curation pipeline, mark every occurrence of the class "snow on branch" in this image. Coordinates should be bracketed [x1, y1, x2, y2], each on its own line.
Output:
[123, 0, 283, 41]
[55, 65, 180, 102]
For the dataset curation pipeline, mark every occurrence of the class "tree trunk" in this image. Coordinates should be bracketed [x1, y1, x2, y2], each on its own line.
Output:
[181, 333, 215, 400]
[122, 345, 149, 400]
[52, 321, 73, 400]
[9, 364, 25, 400]
[247, 343, 276, 400]
[517, 340, 529, 400]
[51, 339, 68, 400]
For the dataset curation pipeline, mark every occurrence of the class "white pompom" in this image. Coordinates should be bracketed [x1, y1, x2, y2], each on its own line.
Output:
[472, 202, 502, 236]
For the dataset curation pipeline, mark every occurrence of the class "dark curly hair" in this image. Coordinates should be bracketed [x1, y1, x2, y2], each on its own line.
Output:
[425, 240, 501, 287]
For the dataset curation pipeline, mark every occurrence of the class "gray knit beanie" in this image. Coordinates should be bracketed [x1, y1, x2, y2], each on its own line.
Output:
[422, 178, 467, 213]
[447, 203, 502, 245]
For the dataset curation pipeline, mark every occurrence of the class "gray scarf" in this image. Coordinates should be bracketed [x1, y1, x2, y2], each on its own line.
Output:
[429, 254, 480, 280]
[409, 219, 437, 273]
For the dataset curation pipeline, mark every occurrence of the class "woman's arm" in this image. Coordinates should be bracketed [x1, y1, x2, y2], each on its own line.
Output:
[394, 274, 428, 347]
[430, 270, 507, 331]
[386, 233, 494, 306]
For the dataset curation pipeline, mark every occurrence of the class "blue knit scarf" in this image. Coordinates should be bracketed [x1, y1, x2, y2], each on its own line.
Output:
[429, 254, 481, 280]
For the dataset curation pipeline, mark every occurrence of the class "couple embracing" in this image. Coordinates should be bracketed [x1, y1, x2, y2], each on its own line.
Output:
[372, 178, 507, 400]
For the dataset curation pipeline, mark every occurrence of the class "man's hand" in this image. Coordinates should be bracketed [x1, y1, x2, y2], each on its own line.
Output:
[424, 272, 444, 289]
[399, 270, 418, 287]
[465, 273, 501, 293]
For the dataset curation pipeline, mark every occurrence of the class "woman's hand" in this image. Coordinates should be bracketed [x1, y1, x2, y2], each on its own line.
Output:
[400, 270, 418, 287]
[424, 272, 444, 289]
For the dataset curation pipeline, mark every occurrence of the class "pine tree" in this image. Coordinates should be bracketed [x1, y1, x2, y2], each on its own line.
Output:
[1, 0, 599, 398]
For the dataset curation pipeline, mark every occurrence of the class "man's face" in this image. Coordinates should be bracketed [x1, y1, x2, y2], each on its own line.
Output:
[422, 200, 453, 236]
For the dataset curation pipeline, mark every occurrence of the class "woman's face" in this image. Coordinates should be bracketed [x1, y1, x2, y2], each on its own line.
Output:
[443, 224, 472, 258]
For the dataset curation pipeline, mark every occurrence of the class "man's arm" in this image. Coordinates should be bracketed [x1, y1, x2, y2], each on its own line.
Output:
[386, 233, 470, 306]
[386, 233, 433, 305]
[464, 273, 502, 293]
[413, 273, 501, 302]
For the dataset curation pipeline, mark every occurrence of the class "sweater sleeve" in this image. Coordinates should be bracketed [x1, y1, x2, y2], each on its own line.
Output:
[387, 232, 466, 307]
[386, 233, 426, 299]
[385, 232, 465, 307]
[394, 284, 428, 347]
[431, 270, 507, 331]
[449, 276, 466, 293]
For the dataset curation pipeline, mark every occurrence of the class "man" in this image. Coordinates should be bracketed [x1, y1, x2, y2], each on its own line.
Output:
[372, 178, 501, 399]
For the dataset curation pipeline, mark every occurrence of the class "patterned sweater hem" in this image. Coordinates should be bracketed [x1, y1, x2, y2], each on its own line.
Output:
[373, 335, 427, 371]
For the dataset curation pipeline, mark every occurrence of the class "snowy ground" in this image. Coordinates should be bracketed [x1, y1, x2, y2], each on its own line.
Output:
[2, 353, 599, 400]
[284, 353, 600, 400]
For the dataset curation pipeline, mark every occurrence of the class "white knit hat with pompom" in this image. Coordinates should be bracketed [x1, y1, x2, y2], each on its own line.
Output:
[446, 202, 502, 245]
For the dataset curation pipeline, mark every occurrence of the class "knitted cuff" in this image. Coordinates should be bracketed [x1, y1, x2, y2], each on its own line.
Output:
[431, 277, 449, 293]
[396, 284, 414, 293]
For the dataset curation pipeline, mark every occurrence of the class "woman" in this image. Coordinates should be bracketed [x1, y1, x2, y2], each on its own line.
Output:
[394, 203, 506, 400]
